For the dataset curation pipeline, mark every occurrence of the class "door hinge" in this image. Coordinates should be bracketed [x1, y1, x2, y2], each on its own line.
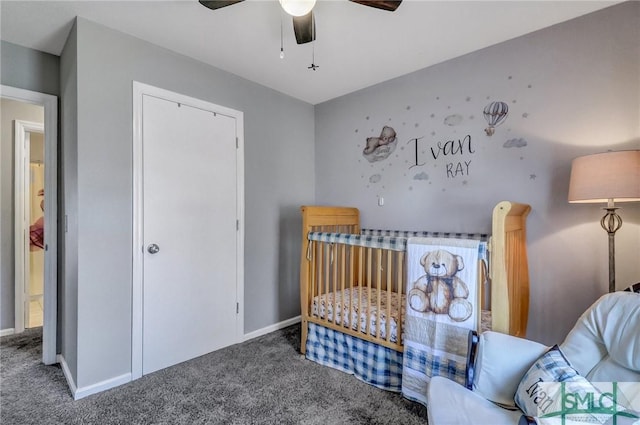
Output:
[65, 215, 68, 233]
[236, 137, 238, 148]
[236, 219, 239, 231]
[236, 302, 239, 314]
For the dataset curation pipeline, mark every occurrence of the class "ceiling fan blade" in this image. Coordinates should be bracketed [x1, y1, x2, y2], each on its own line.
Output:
[198, 0, 244, 11]
[349, 0, 402, 12]
[292, 11, 316, 45]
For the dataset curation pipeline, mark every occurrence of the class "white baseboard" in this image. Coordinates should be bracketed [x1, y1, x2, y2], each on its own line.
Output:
[74, 372, 132, 400]
[243, 315, 301, 342]
[58, 354, 131, 400]
[58, 354, 78, 397]
[52, 318, 300, 400]
[0, 328, 15, 337]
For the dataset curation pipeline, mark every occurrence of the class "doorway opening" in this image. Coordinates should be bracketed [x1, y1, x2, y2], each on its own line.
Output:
[1, 86, 58, 365]
[18, 122, 46, 329]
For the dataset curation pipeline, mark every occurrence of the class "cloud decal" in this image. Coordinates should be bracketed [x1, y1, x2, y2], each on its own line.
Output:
[413, 172, 429, 181]
[369, 174, 382, 183]
[443, 114, 463, 126]
[503, 138, 527, 148]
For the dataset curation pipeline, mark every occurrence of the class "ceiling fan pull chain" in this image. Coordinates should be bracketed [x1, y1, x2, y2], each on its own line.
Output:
[308, 18, 319, 71]
[280, 10, 285, 59]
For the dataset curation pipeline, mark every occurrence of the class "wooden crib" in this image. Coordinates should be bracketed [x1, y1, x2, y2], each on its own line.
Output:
[299, 200, 531, 356]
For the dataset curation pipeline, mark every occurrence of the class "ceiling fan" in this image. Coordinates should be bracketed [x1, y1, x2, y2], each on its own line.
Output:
[198, 0, 402, 45]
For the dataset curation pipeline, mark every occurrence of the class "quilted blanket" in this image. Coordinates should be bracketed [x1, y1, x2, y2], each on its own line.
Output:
[401, 237, 481, 406]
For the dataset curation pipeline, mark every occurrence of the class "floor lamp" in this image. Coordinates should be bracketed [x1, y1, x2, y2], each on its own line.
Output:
[568, 150, 640, 293]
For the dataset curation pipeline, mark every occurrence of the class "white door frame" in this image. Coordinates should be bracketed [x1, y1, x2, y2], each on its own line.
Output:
[1, 85, 58, 365]
[131, 81, 245, 380]
[14, 120, 44, 333]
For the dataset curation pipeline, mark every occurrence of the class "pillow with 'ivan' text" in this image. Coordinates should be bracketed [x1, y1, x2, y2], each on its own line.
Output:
[514, 345, 600, 418]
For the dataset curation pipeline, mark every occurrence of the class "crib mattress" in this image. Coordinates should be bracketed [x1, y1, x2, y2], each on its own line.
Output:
[312, 287, 493, 344]
[312, 287, 404, 343]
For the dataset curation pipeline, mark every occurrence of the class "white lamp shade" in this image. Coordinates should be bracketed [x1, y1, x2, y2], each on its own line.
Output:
[568, 150, 640, 203]
[279, 0, 316, 16]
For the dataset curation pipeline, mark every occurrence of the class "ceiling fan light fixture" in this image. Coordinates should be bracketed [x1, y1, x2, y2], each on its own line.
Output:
[279, 0, 316, 17]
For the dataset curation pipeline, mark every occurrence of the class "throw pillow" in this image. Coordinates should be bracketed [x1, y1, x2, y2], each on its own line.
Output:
[514, 345, 596, 417]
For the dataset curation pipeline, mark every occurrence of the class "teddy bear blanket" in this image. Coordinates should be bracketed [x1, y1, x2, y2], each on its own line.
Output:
[401, 237, 481, 407]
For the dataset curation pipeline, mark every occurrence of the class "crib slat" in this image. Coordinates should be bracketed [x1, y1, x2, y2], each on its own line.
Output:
[366, 247, 372, 336]
[349, 245, 355, 333]
[358, 246, 364, 335]
[319, 242, 325, 325]
[397, 251, 404, 344]
[310, 240, 316, 322]
[386, 252, 392, 343]
[376, 248, 382, 339]
[325, 243, 331, 326]
[340, 243, 346, 330]
[329, 243, 334, 323]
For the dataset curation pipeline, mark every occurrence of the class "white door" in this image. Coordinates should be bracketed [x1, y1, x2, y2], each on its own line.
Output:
[142, 94, 238, 375]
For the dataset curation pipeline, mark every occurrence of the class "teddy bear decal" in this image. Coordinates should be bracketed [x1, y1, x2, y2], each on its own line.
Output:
[407, 249, 473, 322]
[362, 126, 397, 163]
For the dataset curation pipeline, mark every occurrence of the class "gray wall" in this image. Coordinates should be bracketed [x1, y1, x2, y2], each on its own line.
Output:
[59, 22, 79, 381]
[1, 41, 60, 97]
[61, 18, 314, 388]
[0, 41, 59, 331]
[314, 2, 640, 345]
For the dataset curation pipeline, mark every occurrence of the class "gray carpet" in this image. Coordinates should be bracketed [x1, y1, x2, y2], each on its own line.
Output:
[1, 324, 428, 424]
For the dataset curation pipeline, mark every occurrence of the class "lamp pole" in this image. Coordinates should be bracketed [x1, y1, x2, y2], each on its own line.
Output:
[600, 199, 623, 293]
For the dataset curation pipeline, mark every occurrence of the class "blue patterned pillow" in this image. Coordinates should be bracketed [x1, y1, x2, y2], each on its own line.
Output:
[514, 345, 592, 417]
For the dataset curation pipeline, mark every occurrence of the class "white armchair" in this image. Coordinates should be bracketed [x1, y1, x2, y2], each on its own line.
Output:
[427, 292, 640, 425]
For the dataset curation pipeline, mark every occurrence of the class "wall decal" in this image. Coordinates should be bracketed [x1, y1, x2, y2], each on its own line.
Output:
[363, 126, 397, 163]
[444, 114, 463, 126]
[504, 138, 527, 148]
[429, 135, 474, 160]
[351, 77, 537, 194]
[446, 160, 472, 178]
[403, 134, 477, 180]
[483, 101, 509, 136]
[407, 137, 426, 169]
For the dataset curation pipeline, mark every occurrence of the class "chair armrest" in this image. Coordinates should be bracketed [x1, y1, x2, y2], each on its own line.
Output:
[465, 330, 480, 390]
[473, 331, 548, 407]
[624, 282, 640, 293]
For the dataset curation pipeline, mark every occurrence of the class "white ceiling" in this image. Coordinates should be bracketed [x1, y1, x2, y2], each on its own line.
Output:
[0, 0, 619, 105]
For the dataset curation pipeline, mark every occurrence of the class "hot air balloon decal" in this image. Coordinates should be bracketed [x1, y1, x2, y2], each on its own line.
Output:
[483, 101, 509, 136]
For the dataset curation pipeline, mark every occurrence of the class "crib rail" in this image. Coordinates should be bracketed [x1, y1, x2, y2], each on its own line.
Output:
[305, 232, 405, 352]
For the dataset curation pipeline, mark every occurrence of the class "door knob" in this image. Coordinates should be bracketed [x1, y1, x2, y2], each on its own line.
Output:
[147, 244, 160, 254]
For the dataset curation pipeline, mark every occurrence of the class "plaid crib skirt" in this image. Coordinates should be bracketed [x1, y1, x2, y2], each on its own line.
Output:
[305, 322, 403, 392]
